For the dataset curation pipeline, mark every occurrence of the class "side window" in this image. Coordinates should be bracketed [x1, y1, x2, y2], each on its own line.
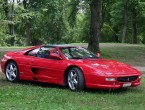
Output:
[27, 46, 61, 59]
[61, 48, 72, 59]
[37, 47, 61, 59]
[50, 48, 60, 56]
[27, 48, 39, 57]
[37, 47, 50, 59]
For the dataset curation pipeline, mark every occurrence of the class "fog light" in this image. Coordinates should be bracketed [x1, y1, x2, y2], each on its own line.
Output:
[106, 78, 116, 81]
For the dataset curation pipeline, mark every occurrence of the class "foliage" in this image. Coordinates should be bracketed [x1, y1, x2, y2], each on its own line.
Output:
[0, 0, 145, 46]
[110, 0, 145, 43]
[100, 23, 115, 42]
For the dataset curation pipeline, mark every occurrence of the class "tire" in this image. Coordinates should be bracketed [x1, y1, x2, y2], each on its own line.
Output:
[67, 67, 85, 91]
[5, 61, 19, 82]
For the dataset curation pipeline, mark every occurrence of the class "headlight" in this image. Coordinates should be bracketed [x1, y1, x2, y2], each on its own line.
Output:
[106, 78, 116, 81]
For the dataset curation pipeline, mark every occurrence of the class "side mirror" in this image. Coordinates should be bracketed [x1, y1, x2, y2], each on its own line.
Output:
[96, 50, 101, 58]
[50, 53, 62, 60]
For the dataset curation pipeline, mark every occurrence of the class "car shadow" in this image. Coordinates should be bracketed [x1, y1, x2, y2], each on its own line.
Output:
[19, 80, 66, 89]
[0, 77, 141, 94]
[16, 80, 139, 94]
[84, 87, 131, 94]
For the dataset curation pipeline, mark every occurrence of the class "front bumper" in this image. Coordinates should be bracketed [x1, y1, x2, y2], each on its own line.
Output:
[85, 74, 141, 89]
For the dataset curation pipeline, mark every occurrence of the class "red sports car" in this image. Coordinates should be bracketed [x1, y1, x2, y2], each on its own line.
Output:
[0, 45, 141, 91]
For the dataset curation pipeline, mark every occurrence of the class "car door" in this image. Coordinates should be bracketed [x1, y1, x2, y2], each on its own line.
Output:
[31, 57, 65, 84]
[17, 48, 40, 80]
[30, 46, 67, 84]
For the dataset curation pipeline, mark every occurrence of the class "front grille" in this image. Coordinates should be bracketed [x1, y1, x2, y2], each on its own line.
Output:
[117, 76, 138, 82]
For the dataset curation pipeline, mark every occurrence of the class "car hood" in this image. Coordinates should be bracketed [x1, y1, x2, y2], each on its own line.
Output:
[81, 59, 140, 75]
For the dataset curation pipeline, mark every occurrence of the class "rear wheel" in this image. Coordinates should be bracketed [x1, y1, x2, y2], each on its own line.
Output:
[67, 67, 85, 91]
[5, 61, 19, 82]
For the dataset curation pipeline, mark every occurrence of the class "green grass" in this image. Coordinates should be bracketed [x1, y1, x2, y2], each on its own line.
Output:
[0, 77, 145, 110]
[0, 52, 5, 57]
[0, 43, 145, 110]
[100, 44, 145, 66]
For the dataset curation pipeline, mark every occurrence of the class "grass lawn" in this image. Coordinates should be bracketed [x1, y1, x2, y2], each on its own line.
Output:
[0, 75, 145, 110]
[0, 52, 5, 60]
[0, 43, 145, 110]
[100, 43, 145, 66]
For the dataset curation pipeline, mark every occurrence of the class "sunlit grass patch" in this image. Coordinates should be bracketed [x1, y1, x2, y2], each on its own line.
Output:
[101, 44, 145, 66]
[0, 78, 145, 110]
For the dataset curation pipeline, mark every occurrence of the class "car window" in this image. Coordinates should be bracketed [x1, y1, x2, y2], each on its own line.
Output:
[27, 46, 61, 59]
[49, 48, 60, 56]
[60, 47, 97, 59]
[27, 48, 40, 57]
[37, 47, 50, 58]
[61, 48, 72, 59]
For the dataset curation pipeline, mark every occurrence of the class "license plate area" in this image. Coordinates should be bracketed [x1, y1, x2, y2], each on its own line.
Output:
[123, 83, 131, 87]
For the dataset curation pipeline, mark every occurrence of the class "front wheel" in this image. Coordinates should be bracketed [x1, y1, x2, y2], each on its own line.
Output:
[67, 67, 85, 91]
[5, 61, 19, 82]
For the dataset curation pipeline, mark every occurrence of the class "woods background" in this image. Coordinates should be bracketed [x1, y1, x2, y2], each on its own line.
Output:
[0, 0, 145, 52]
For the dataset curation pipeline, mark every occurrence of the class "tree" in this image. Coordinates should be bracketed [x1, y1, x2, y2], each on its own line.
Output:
[88, 0, 101, 53]
[1, 0, 145, 46]
[131, 7, 137, 43]
[68, 0, 101, 53]
[2, 0, 16, 45]
[122, 0, 128, 43]
[128, 0, 138, 44]
[22, 0, 31, 46]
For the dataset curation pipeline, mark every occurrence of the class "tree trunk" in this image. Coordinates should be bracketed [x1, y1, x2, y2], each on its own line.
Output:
[113, 27, 119, 43]
[23, 0, 31, 46]
[131, 7, 137, 44]
[11, 0, 15, 35]
[88, 0, 101, 53]
[10, 0, 15, 46]
[100, 0, 104, 29]
[122, 0, 128, 43]
[25, 21, 31, 46]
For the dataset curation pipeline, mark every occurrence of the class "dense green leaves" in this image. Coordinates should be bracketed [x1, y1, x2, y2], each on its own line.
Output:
[110, 0, 145, 44]
[0, 0, 145, 46]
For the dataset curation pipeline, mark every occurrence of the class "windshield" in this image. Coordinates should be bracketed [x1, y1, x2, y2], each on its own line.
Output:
[60, 47, 98, 59]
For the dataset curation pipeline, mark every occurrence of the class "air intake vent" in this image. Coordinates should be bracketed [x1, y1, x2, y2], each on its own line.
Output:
[117, 76, 138, 82]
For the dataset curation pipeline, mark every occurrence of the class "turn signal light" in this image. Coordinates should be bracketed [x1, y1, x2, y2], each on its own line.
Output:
[106, 78, 116, 81]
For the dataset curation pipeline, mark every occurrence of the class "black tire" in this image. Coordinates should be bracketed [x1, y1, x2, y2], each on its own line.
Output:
[5, 61, 19, 82]
[67, 67, 85, 91]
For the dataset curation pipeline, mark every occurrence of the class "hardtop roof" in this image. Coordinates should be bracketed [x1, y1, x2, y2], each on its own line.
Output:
[43, 44, 77, 48]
